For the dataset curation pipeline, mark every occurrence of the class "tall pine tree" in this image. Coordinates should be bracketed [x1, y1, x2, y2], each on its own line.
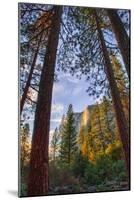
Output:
[93, 9, 129, 174]
[59, 104, 77, 166]
[28, 6, 62, 196]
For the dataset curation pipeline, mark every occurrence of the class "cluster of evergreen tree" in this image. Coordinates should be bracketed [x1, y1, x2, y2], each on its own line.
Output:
[78, 98, 120, 163]
[50, 104, 77, 166]
[49, 100, 128, 194]
[19, 3, 130, 196]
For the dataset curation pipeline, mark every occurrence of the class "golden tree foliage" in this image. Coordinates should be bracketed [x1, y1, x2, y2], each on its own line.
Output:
[78, 99, 124, 163]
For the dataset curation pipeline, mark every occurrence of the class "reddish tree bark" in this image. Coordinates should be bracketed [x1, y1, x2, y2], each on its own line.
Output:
[20, 32, 43, 114]
[93, 10, 129, 175]
[107, 9, 130, 79]
[28, 6, 62, 196]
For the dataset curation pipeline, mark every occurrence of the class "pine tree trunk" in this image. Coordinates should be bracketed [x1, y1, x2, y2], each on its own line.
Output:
[20, 32, 43, 114]
[107, 9, 130, 79]
[93, 10, 129, 175]
[27, 6, 62, 196]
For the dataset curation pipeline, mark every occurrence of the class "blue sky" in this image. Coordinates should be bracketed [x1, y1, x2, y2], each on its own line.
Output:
[27, 71, 95, 140]
[50, 71, 95, 135]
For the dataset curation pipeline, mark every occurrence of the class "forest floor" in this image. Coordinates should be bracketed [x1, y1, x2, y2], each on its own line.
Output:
[48, 180, 129, 195]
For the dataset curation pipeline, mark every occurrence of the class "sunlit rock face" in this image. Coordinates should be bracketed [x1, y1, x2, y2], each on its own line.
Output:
[72, 105, 94, 133]
[81, 107, 90, 127]
[59, 102, 117, 159]
[60, 103, 115, 138]
[60, 105, 95, 133]
[79, 105, 95, 133]
[73, 112, 82, 132]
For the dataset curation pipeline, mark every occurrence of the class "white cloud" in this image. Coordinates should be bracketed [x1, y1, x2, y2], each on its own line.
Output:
[53, 84, 64, 95]
[51, 118, 62, 123]
[72, 86, 83, 96]
[51, 103, 64, 114]
[61, 73, 79, 84]
[67, 77, 79, 84]
[49, 129, 55, 143]
[49, 129, 54, 135]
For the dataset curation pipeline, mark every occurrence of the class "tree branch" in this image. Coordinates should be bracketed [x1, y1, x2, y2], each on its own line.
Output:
[26, 96, 37, 104]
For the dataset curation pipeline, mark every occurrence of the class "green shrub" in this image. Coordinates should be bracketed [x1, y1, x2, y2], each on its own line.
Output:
[84, 163, 99, 185]
[49, 152, 128, 192]
[118, 171, 127, 181]
[112, 160, 125, 173]
[83, 154, 127, 187]
[96, 154, 113, 179]
[71, 152, 89, 177]
[106, 141, 122, 161]
[112, 160, 127, 181]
